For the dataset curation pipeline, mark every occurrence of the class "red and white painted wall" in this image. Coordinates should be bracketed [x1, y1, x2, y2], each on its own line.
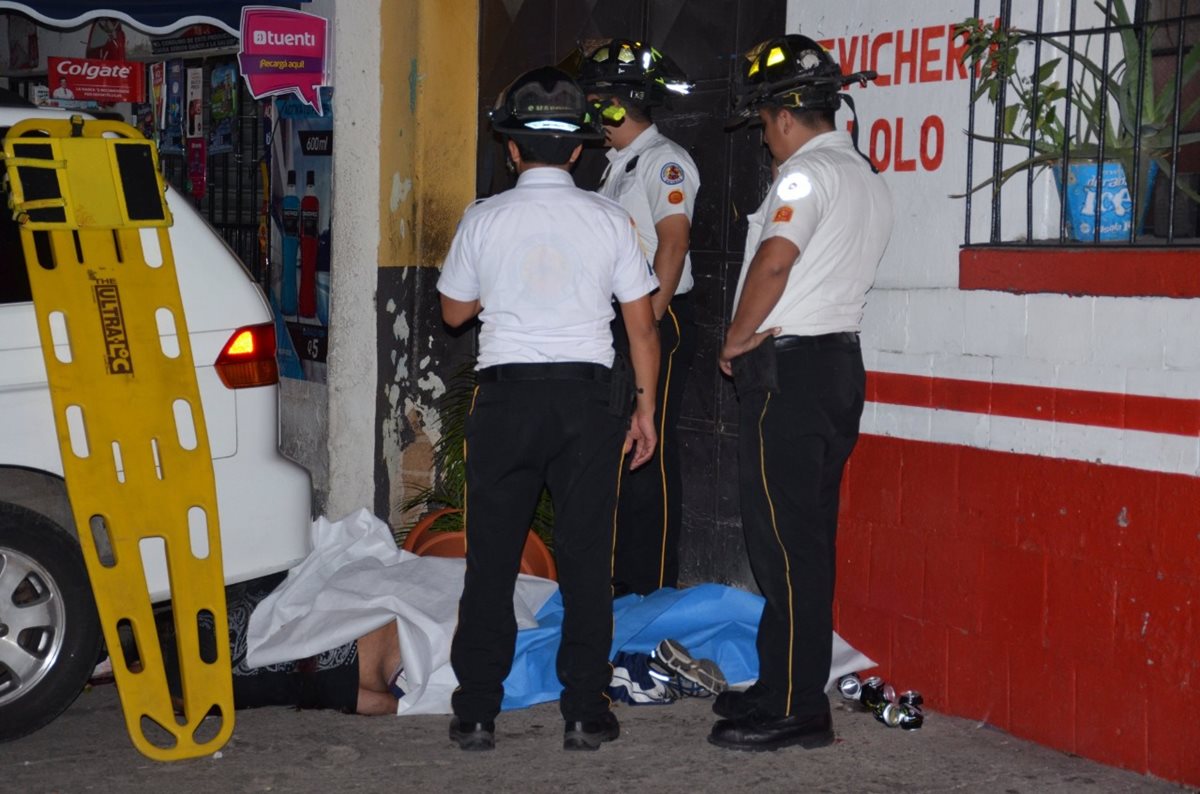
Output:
[792, 1, 1200, 785]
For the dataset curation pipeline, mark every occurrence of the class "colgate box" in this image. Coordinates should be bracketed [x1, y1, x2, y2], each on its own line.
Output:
[47, 57, 145, 104]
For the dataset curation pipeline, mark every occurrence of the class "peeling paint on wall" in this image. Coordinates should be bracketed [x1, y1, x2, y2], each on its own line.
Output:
[417, 371, 446, 399]
[373, 1, 477, 531]
[391, 173, 413, 212]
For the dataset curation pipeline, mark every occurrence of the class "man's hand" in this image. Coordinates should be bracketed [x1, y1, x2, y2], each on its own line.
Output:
[720, 236, 798, 376]
[719, 326, 781, 376]
[623, 409, 658, 470]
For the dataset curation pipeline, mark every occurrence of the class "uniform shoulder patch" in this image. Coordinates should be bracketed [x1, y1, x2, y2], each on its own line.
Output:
[668, 189, 684, 205]
[775, 172, 812, 201]
[772, 206, 794, 223]
[660, 162, 684, 185]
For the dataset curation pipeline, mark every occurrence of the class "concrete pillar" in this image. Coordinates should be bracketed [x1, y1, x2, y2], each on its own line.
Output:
[325, 0, 478, 523]
[325, 0, 381, 518]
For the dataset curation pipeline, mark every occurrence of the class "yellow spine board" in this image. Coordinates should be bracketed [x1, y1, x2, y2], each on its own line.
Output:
[2, 117, 234, 761]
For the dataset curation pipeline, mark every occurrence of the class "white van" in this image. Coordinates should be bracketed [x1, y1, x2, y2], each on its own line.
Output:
[0, 103, 313, 740]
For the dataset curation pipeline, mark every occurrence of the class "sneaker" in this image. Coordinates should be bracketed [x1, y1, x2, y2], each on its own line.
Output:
[649, 638, 728, 697]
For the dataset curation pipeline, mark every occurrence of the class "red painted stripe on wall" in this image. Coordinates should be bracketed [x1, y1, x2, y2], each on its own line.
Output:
[959, 246, 1200, 298]
[869, 371, 1200, 437]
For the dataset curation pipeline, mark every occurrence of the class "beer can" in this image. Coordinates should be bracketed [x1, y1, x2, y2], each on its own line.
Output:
[859, 676, 894, 711]
[899, 690, 923, 708]
[874, 701, 904, 728]
[837, 674, 862, 702]
[898, 703, 924, 730]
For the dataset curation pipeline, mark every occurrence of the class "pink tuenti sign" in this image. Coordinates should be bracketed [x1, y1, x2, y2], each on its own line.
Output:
[237, 6, 330, 114]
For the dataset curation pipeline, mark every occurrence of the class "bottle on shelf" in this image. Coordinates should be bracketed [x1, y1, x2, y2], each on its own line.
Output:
[280, 170, 300, 316]
[298, 170, 319, 320]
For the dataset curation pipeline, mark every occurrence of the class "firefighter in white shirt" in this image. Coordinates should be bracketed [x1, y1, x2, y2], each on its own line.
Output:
[578, 39, 698, 595]
[710, 35, 893, 752]
[437, 66, 660, 753]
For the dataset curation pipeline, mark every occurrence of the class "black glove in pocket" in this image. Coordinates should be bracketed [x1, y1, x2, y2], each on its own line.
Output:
[731, 337, 780, 396]
[608, 352, 636, 417]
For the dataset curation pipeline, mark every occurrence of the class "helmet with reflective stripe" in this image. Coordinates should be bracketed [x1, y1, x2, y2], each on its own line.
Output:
[732, 34, 845, 118]
[577, 38, 694, 105]
[490, 66, 603, 139]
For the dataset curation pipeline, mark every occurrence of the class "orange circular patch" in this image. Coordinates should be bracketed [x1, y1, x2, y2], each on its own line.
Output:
[668, 189, 684, 205]
[772, 206, 794, 223]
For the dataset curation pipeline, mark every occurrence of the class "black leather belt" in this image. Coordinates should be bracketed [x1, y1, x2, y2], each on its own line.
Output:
[773, 331, 860, 351]
[477, 362, 612, 383]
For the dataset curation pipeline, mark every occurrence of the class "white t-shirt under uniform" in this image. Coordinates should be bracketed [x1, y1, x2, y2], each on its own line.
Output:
[598, 124, 699, 296]
[734, 130, 893, 336]
[438, 167, 658, 369]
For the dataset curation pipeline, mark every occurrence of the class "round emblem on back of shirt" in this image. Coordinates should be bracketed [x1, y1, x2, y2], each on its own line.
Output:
[660, 162, 684, 185]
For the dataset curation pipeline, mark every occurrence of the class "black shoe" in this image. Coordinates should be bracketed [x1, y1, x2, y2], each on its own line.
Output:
[708, 711, 834, 752]
[712, 688, 765, 720]
[563, 710, 620, 751]
[449, 716, 495, 751]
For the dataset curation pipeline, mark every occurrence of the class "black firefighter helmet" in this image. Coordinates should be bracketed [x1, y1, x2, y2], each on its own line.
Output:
[576, 38, 694, 106]
[489, 66, 604, 140]
[731, 34, 878, 120]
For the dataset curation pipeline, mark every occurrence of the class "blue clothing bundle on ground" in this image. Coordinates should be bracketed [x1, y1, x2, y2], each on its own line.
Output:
[503, 584, 760, 710]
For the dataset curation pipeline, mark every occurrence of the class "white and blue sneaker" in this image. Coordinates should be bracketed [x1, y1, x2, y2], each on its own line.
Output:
[648, 638, 728, 698]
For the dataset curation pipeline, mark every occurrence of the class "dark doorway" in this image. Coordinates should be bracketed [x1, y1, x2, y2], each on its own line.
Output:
[477, 0, 787, 586]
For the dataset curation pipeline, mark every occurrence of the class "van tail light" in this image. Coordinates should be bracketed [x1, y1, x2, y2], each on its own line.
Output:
[214, 322, 278, 389]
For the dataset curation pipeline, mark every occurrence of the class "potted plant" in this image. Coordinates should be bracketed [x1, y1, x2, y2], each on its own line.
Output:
[398, 363, 557, 578]
[956, 0, 1200, 240]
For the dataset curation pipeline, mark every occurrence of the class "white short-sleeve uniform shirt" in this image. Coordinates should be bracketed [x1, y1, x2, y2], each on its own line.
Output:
[438, 167, 658, 369]
[734, 130, 893, 336]
[598, 124, 699, 296]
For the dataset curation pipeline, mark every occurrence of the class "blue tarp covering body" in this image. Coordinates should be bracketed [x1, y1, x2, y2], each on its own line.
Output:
[503, 585, 762, 710]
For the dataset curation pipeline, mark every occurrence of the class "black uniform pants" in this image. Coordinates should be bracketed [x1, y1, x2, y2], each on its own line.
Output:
[611, 294, 696, 594]
[733, 333, 864, 718]
[450, 365, 626, 724]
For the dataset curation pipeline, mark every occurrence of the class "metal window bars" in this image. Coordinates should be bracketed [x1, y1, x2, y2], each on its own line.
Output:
[963, 0, 1200, 246]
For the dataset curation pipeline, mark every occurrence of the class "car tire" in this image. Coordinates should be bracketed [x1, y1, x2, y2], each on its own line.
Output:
[0, 501, 102, 742]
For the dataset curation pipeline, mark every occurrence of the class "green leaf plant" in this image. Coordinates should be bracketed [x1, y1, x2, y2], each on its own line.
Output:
[955, 0, 1200, 218]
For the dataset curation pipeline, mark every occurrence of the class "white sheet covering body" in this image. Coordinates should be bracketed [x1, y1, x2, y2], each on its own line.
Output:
[245, 509, 557, 715]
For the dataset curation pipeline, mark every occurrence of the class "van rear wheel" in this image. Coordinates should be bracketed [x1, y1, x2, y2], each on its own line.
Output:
[0, 502, 102, 742]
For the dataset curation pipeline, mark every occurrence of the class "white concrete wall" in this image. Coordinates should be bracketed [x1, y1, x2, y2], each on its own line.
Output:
[786, 0, 1200, 476]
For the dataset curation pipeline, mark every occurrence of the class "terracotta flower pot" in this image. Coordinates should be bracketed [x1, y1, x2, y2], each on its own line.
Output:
[401, 506, 458, 553]
[403, 508, 557, 582]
